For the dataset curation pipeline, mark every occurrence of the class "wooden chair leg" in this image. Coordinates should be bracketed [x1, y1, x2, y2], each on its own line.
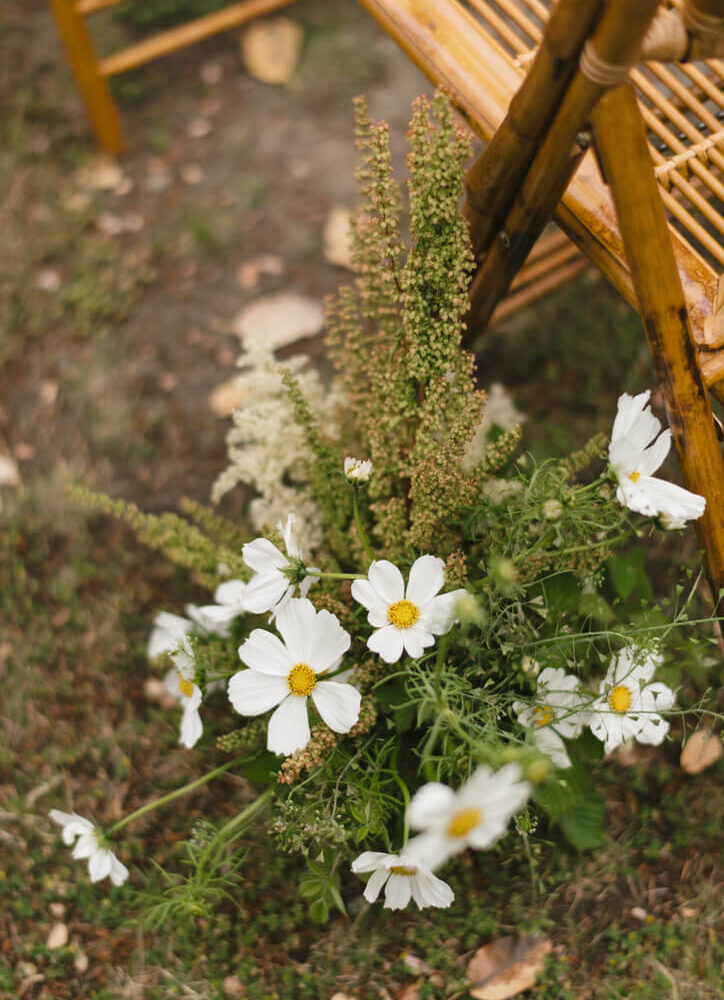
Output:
[465, 0, 660, 339]
[46, 0, 125, 156]
[592, 83, 724, 596]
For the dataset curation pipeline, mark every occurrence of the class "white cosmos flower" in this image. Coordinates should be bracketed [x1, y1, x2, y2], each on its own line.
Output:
[587, 646, 675, 755]
[242, 514, 318, 617]
[147, 610, 194, 659]
[513, 666, 587, 769]
[609, 391, 706, 522]
[344, 456, 373, 483]
[49, 810, 128, 886]
[188, 579, 248, 636]
[228, 597, 360, 756]
[351, 851, 454, 910]
[351, 555, 467, 664]
[405, 764, 531, 871]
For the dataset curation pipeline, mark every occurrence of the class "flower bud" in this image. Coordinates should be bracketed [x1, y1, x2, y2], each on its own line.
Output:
[527, 758, 552, 785]
[455, 592, 486, 628]
[659, 512, 686, 531]
[344, 456, 372, 483]
[521, 656, 540, 678]
[542, 498, 563, 521]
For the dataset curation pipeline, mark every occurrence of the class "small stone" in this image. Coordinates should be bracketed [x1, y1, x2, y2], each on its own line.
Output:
[46, 922, 69, 950]
[35, 268, 62, 292]
[14, 442, 35, 461]
[40, 379, 59, 405]
[115, 177, 134, 197]
[323, 206, 354, 269]
[181, 164, 204, 185]
[49, 902, 66, 918]
[631, 906, 648, 921]
[73, 948, 89, 973]
[158, 372, 178, 392]
[200, 61, 223, 85]
[241, 18, 304, 85]
[76, 157, 125, 191]
[186, 117, 212, 139]
[222, 974, 245, 997]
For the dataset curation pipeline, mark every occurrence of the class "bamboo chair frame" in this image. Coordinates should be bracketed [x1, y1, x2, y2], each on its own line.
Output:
[358, 0, 724, 595]
[46, 0, 299, 155]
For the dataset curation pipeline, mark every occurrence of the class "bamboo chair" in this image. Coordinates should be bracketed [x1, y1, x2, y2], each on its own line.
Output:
[46, 0, 299, 155]
[357, 0, 724, 594]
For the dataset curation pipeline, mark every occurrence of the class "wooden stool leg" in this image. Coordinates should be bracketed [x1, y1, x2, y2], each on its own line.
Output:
[592, 84, 724, 596]
[46, 0, 125, 155]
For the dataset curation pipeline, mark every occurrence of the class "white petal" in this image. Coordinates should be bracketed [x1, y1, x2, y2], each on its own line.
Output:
[88, 848, 112, 882]
[647, 681, 675, 712]
[242, 537, 287, 574]
[351, 577, 388, 618]
[311, 681, 361, 733]
[401, 626, 435, 659]
[421, 590, 467, 635]
[239, 629, 293, 676]
[72, 833, 99, 860]
[351, 851, 394, 874]
[408, 782, 457, 830]
[193, 603, 238, 634]
[535, 727, 571, 768]
[362, 866, 389, 903]
[109, 854, 130, 886]
[367, 560, 405, 604]
[383, 874, 412, 910]
[280, 513, 301, 558]
[267, 695, 310, 755]
[638, 477, 706, 520]
[180, 698, 203, 749]
[410, 869, 454, 909]
[228, 669, 288, 716]
[404, 831, 457, 871]
[367, 625, 405, 663]
[636, 714, 669, 745]
[214, 579, 247, 606]
[275, 598, 318, 661]
[243, 573, 290, 614]
[637, 428, 671, 477]
[147, 611, 192, 659]
[405, 555, 446, 605]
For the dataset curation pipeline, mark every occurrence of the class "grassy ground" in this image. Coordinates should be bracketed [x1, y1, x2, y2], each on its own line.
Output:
[1, 2, 721, 998]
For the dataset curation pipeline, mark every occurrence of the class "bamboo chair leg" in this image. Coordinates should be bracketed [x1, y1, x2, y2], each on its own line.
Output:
[591, 84, 724, 596]
[465, 0, 660, 340]
[463, 0, 605, 261]
[46, 0, 125, 156]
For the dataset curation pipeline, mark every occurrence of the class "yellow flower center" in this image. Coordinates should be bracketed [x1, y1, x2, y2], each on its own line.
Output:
[388, 864, 418, 876]
[178, 675, 194, 698]
[629, 470, 641, 483]
[447, 807, 481, 838]
[387, 599, 420, 629]
[609, 684, 632, 713]
[534, 705, 554, 727]
[287, 662, 316, 697]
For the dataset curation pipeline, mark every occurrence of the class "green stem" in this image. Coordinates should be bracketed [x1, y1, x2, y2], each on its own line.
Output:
[353, 488, 375, 563]
[308, 570, 360, 581]
[196, 787, 274, 876]
[107, 753, 258, 836]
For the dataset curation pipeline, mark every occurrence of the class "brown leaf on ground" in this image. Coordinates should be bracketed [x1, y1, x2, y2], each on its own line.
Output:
[241, 18, 303, 85]
[680, 730, 722, 774]
[232, 292, 323, 349]
[466, 935, 551, 1000]
[46, 922, 69, 950]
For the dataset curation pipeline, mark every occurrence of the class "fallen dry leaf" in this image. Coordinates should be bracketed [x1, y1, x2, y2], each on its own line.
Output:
[75, 157, 125, 191]
[46, 922, 69, 950]
[466, 935, 551, 1000]
[323, 206, 354, 269]
[232, 292, 323, 349]
[0, 455, 20, 487]
[73, 947, 89, 973]
[241, 18, 303, 85]
[209, 379, 246, 418]
[680, 730, 722, 774]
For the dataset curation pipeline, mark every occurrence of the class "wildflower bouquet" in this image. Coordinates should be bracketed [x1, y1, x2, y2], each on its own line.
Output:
[55, 95, 715, 922]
